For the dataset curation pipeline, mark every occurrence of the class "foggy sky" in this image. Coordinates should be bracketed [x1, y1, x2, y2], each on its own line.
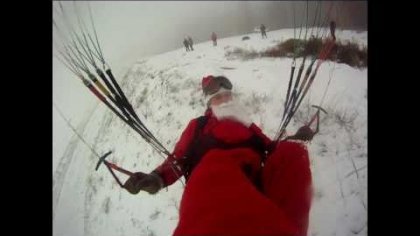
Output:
[53, 1, 367, 70]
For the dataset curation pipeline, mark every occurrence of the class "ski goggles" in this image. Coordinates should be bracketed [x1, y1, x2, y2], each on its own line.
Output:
[202, 76, 233, 96]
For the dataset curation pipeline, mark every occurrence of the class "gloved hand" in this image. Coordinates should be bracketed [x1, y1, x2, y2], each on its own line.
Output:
[123, 172, 164, 195]
[291, 125, 315, 141]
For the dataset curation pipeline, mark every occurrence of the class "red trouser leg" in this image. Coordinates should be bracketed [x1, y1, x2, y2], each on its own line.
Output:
[174, 148, 298, 236]
[262, 141, 313, 236]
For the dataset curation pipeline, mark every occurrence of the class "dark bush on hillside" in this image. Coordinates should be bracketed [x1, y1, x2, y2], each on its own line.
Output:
[229, 37, 367, 68]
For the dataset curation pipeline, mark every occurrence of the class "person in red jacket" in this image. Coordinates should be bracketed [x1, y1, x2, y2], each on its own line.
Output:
[124, 75, 313, 236]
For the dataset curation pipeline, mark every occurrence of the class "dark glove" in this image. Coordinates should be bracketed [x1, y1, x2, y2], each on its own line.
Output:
[123, 172, 164, 195]
[290, 125, 315, 141]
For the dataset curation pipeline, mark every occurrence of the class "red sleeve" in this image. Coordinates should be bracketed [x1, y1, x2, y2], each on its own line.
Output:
[153, 118, 198, 187]
[249, 123, 272, 148]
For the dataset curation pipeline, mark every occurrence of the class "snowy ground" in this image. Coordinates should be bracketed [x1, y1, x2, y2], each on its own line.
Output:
[53, 28, 367, 236]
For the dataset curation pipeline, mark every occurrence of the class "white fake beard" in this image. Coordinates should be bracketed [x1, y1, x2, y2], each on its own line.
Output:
[211, 100, 252, 128]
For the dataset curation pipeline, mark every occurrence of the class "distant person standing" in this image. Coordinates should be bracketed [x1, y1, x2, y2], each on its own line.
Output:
[211, 32, 217, 46]
[330, 21, 336, 41]
[183, 37, 190, 52]
[260, 24, 267, 39]
[187, 36, 194, 51]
